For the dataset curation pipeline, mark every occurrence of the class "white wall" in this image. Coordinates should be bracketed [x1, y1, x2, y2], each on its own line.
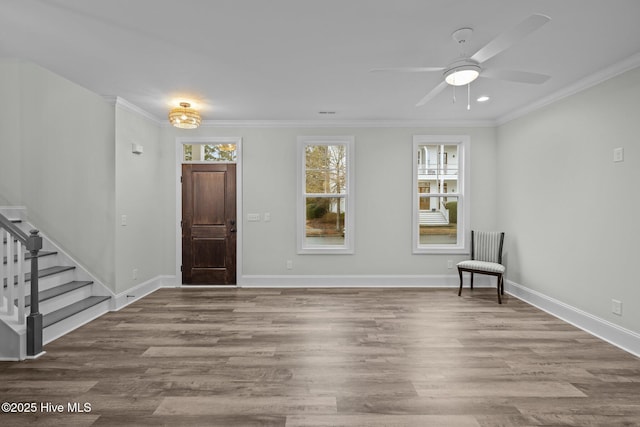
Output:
[1, 61, 117, 288]
[0, 59, 23, 205]
[114, 103, 172, 293]
[163, 125, 498, 281]
[497, 66, 640, 334]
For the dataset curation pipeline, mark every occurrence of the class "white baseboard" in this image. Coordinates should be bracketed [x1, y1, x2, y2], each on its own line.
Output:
[238, 274, 494, 288]
[112, 275, 177, 311]
[506, 280, 640, 358]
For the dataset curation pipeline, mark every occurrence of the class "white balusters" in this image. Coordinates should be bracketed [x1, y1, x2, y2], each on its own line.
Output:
[17, 240, 25, 324]
[6, 230, 14, 316]
[1, 229, 27, 323]
[1, 230, 6, 312]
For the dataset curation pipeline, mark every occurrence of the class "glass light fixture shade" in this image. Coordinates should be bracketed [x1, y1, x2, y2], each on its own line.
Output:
[444, 65, 481, 86]
[218, 143, 236, 152]
[169, 102, 201, 129]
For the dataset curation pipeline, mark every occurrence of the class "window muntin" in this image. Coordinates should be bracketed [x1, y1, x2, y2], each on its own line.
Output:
[298, 137, 354, 254]
[413, 136, 468, 254]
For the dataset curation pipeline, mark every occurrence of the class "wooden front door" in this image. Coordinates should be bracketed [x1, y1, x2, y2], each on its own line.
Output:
[182, 164, 236, 285]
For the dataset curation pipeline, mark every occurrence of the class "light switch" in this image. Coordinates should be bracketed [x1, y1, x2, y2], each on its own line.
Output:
[613, 147, 624, 162]
[247, 213, 260, 222]
[264, 212, 271, 222]
[121, 215, 127, 226]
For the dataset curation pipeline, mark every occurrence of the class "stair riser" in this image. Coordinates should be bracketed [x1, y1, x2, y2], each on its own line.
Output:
[23, 270, 78, 294]
[43, 299, 111, 344]
[37, 286, 95, 316]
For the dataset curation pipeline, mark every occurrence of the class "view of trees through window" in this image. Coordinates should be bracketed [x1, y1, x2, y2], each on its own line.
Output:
[304, 144, 347, 246]
[183, 144, 237, 162]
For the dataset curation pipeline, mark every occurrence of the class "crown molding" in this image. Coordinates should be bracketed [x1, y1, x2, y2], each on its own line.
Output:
[102, 96, 162, 125]
[197, 119, 496, 128]
[497, 52, 640, 126]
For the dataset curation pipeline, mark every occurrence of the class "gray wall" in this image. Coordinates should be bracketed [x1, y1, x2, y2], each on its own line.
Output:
[162, 126, 498, 279]
[497, 66, 640, 332]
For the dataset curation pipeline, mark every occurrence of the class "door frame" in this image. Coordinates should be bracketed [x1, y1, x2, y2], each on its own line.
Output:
[175, 136, 242, 286]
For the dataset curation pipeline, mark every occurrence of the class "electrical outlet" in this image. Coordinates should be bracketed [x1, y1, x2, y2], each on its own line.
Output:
[612, 299, 622, 316]
[121, 215, 127, 226]
[132, 268, 138, 280]
[286, 260, 293, 270]
[447, 260, 453, 269]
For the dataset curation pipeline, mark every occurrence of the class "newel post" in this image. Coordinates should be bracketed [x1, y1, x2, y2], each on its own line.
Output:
[26, 229, 43, 357]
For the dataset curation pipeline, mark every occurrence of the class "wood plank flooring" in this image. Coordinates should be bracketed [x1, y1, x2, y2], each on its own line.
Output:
[1, 288, 640, 426]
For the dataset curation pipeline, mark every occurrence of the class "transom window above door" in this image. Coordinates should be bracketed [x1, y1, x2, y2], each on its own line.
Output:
[183, 143, 237, 162]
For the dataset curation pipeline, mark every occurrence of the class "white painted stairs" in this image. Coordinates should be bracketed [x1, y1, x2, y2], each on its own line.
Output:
[2, 214, 111, 354]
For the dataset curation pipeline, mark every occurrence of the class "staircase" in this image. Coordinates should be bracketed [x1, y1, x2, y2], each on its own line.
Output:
[419, 210, 449, 226]
[2, 213, 111, 354]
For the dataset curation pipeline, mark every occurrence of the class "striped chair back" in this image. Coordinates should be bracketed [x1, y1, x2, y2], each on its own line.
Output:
[472, 231, 504, 264]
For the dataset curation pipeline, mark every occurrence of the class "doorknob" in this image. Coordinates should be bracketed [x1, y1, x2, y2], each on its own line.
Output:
[229, 219, 236, 233]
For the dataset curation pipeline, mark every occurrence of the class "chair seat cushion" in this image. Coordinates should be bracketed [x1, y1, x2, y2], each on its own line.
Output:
[457, 260, 505, 274]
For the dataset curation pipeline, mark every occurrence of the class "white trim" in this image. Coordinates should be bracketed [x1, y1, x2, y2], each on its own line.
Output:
[103, 96, 162, 125]
[497, 53, 640, 125]
[296, 136, 355, 254]
[111, 275, 177, 311]
[506, 280, 640, 358]
[412, 135, 470, 254]
[175, 137, 243, 286]
[197, 119, 497, 128]
[238, 274, 494, 288]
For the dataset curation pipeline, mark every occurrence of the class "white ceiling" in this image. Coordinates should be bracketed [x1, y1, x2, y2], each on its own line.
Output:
[2, 0, 640, 124]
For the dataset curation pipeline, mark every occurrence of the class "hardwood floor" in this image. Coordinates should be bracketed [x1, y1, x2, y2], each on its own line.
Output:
[1, 288, 640, 426]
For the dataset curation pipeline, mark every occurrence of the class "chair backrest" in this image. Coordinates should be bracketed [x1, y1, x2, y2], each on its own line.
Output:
[471, 231, 504, 264]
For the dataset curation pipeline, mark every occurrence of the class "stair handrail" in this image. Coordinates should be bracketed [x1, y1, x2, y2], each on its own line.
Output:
[0, 212, 43, 357]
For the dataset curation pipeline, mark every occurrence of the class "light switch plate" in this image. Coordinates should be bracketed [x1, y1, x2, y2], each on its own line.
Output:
[613, 147, 624, 162]
[247, 213, 260, 222]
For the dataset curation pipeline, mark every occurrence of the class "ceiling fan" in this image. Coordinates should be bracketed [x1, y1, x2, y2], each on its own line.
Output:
[372, 14, 552, 107]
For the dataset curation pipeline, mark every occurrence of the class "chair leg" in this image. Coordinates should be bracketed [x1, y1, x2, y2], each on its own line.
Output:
[470, 272, 474, 289]
[500, 274, 504, 295]
[497, 274, 502, 304]
[458, 268, 463, 296]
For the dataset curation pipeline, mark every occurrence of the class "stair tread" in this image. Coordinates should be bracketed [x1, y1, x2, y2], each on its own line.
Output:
[2, 251, 57, 265]
[43, 296, 110, 328]
[3, 265, 76, 288]
[21, 280, 94, 307]
[25, 265, 75, 282]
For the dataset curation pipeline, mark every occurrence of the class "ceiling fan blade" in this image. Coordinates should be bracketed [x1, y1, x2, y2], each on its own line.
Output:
[370, 66, 445, 73]
[470, 14, 551, 64]
[482, 68, 550, 84]
[416, 81, 448, 107]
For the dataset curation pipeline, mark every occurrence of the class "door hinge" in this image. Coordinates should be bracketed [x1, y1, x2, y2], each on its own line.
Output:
[180, 220, 183, 228]
[180, 176, 183, 183]
[180, 265, 183, 272]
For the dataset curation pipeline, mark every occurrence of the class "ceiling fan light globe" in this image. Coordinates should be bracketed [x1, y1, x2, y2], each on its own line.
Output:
[444, 65, 481, 86]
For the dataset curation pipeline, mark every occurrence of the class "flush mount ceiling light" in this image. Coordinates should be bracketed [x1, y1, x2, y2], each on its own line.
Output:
[169, 102, 201, 129]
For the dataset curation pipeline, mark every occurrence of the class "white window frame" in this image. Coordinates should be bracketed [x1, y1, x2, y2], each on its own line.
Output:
[297, 136, 355, 254]
[412, 135, 470, 254]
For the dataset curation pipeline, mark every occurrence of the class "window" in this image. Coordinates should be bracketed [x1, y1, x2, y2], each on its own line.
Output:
[413, 135, 469, 254]
[183, 143, 237, 162]
[297, 136, 354, 254]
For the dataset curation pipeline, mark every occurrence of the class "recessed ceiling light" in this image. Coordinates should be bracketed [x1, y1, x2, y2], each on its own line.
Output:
[318, 111, 336, 115]
[476, 95, 490, 102]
